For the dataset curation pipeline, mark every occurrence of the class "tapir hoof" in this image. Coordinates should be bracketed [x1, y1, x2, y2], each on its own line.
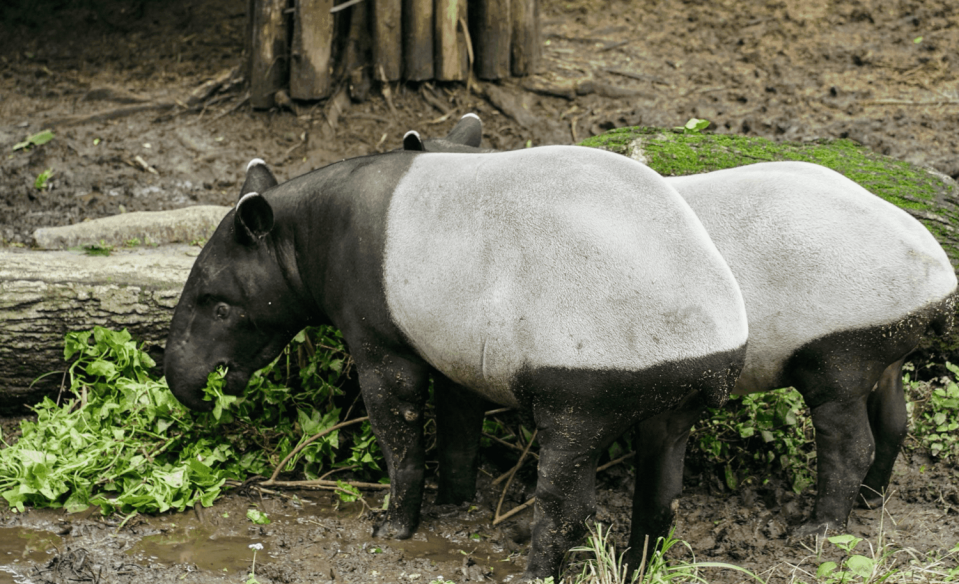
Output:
[372, 518, 415, 540]
[793, 519, 844, 539]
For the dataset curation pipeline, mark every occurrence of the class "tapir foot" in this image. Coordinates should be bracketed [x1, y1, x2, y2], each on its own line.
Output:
[793, 518, 845, 539]
[372, 518, 415, 540]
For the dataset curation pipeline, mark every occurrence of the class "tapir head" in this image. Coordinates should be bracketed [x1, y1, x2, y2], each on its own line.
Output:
[164, 160, 304, 411]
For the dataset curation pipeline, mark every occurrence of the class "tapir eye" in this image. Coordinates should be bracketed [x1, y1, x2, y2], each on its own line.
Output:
[214, 303, 230, 320]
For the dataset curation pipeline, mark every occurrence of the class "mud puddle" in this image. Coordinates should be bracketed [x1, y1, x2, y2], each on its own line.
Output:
[0, 487, 525, 584]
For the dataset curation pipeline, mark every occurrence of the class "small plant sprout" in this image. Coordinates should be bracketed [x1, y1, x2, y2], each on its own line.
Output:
[13, 129, 54, 151]
[34, 168, 53, 190]
[246, 542, 264, 584]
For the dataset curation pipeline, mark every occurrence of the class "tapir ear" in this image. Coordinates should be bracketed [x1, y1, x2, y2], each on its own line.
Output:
[234, 192, 275, 245]
[403, 130, 425, 151]
[445, 113, 483, 148]
[240, 158, 278, 197]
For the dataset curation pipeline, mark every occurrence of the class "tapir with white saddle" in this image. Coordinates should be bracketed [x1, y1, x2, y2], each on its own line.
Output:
[407, 115, 958, 567]
[163, 145, 750, 580]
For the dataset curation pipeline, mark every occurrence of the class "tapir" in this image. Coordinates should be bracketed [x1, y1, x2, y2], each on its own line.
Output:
[407, 115, 958, 567]
[163, 145, 750, 580]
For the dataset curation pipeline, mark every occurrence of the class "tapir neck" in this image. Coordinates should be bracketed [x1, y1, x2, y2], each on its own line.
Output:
[268, 214, 322, 323]
[263, 152, 420, 336]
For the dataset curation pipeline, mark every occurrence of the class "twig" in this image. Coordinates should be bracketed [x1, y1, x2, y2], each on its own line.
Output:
[483, 432, 540, 460]
[596, 451, 634, 473]
[493, 428, 537, 523]
[261, 478, 394, 490]
[266, 416, 369, 482]
[330, 0, 365, 13]
[493, 496, 535, 526]
[484, 407, 512, 417]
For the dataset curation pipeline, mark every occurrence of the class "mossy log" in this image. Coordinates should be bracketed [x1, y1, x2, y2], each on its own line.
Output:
[0, 246, 197, 414]
[579, 127, 959, 362]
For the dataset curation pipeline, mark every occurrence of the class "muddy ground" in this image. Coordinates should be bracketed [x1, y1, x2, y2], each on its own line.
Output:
[1, 0, 959, 582]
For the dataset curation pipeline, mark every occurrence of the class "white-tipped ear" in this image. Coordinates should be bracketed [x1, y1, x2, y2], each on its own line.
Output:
[445, 114, 483, 148]
[246, 158, 267, 172]
[234, 192, 275, 245]
[237, 191, 259, 209]
[403, 130, 425, 152]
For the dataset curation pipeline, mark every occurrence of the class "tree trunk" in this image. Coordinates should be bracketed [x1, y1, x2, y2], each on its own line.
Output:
[0, 247, 197, 414]
[510, 0, 538, 76]
[290, 0, 335, 100]
[251, 0, 291, 109]
[470, 0, 511, 80]
[373, 0, 403, 82]
[434, 0, 468, 81]
[403, 0, 434, 81]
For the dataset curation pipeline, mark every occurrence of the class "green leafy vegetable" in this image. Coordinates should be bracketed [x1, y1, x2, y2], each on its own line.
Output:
[13, 130, 55, 151]
[0, 325, 375, 516]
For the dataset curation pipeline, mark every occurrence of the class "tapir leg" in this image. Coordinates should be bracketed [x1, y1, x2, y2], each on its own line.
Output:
[858, 358, 908, 508]
[625, 392, 705, 570]
[798, 396, 876, 536]
[434, 376, 488, 505]
[355, 353, 431, 539]
[523, 411, 630, 581]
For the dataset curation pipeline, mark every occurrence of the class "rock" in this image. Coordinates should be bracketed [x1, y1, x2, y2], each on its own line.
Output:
[32, 205, 231, 250]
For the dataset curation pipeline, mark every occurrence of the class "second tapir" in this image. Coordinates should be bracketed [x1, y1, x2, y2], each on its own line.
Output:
[408, 115, 958, 567]
[163, 145, 749, 580]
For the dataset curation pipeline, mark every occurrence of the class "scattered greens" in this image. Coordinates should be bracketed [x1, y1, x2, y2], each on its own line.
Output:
[246, 508, 270, 525]
[34, 168, 53, 190]
[690, 388, 815, 494]
[13, 129, 54, 152]
[905, 362, 959, 460]
[0, 326, 372, 515]
[679, 117, 710, 134]
[82, 239, 114, 256]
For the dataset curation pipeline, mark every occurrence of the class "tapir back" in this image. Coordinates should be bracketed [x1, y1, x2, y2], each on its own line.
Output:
[670, 161, 957, 392]
[382, 146, 748, 406]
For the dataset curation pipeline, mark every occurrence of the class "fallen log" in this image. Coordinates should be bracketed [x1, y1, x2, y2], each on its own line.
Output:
[0, 246, 198, 414]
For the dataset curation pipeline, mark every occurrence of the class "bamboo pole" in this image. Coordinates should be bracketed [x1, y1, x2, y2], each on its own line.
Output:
[470, 0, 511, 80]
[250, 0, 290, 109]
[510, 0, 538, 76]
[434, 0, 468, 81]
[373, 0, 403, 82]
[290, 0, 334, 100]
[403, 0, 434, 81]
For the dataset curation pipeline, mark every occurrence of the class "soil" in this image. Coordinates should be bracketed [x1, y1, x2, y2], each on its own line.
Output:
[1, 0, 959, 582]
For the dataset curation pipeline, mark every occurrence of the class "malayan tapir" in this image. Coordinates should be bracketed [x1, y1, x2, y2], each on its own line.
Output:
[162, 145, 750, 580]
[407, 114, 959, 567]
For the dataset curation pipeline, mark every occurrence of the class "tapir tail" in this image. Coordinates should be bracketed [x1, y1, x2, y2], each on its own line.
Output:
[927, 291, 957, 338]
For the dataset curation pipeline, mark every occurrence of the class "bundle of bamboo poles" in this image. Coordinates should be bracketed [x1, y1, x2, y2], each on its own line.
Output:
[248, 0, 539, 108]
